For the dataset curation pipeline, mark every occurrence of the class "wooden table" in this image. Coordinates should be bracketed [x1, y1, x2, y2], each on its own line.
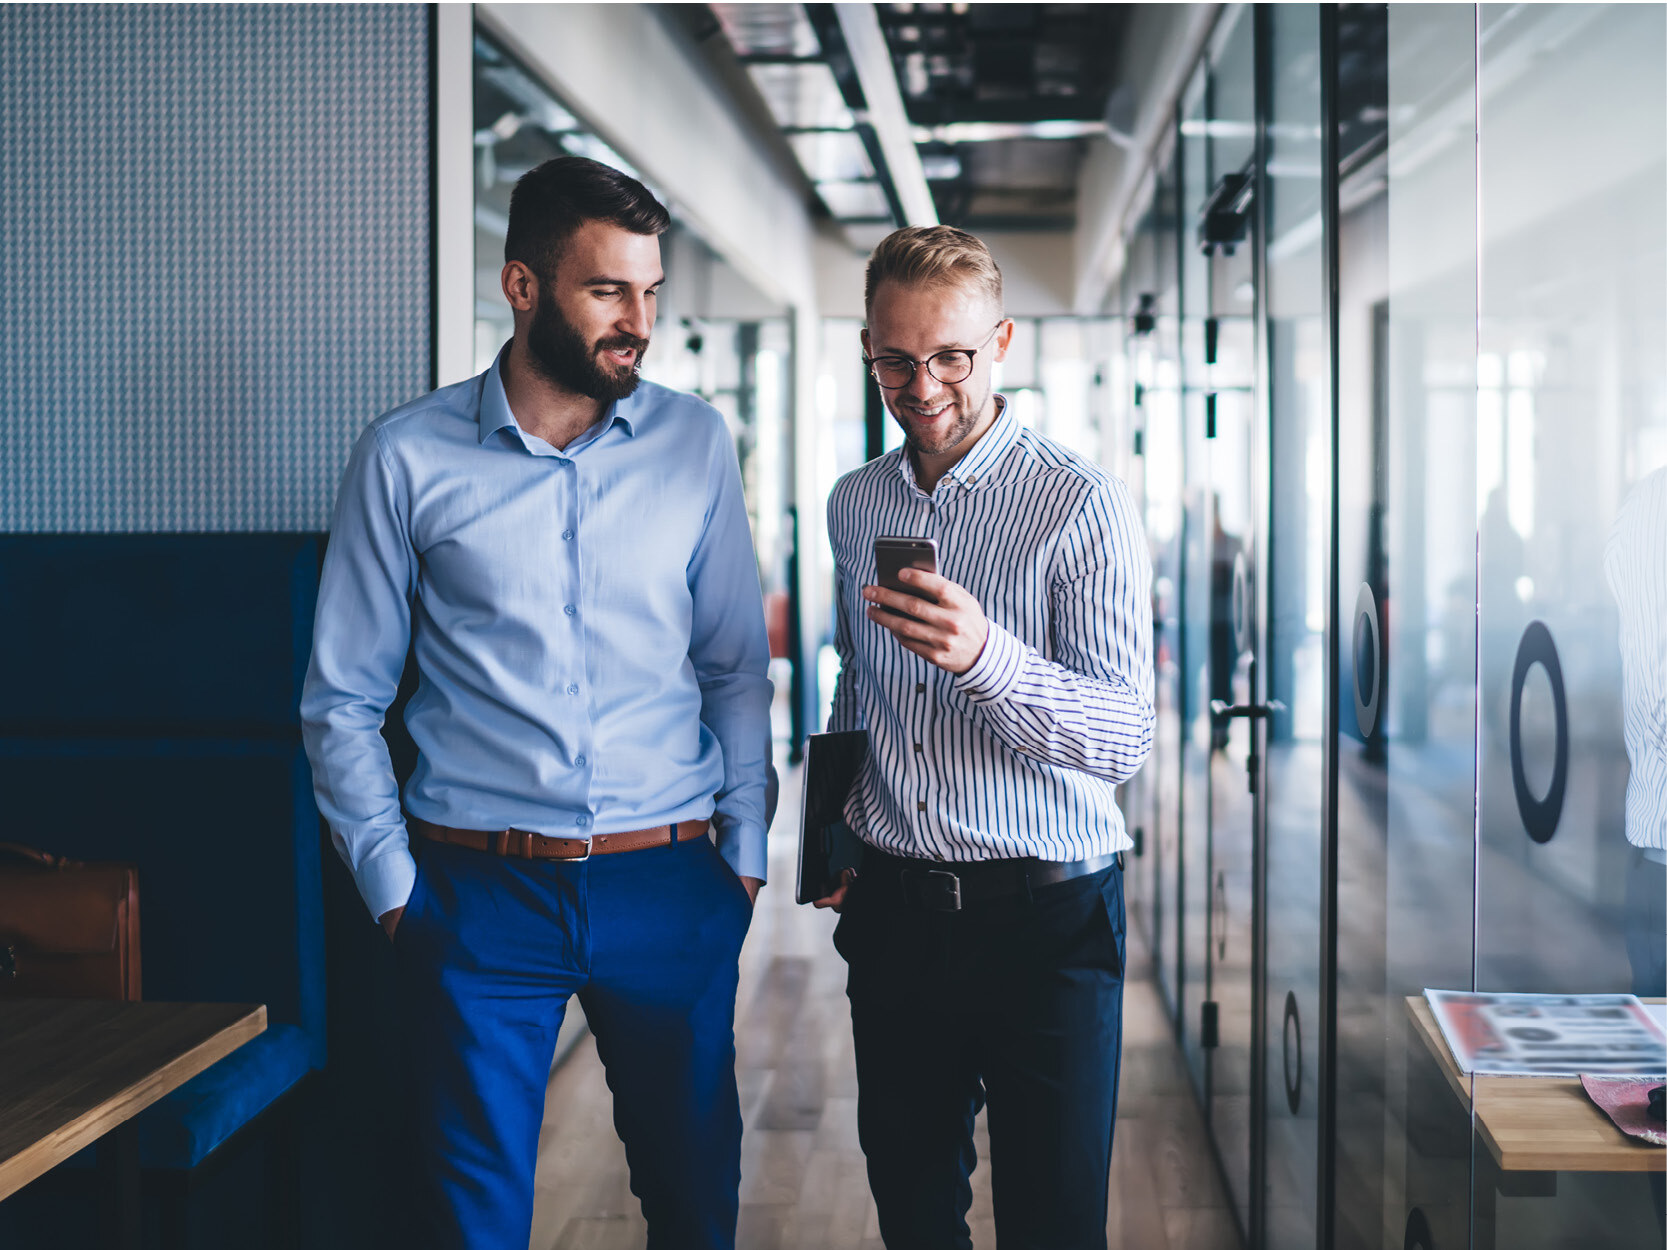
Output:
[1404, 995, 1664, 1174]
[0, 999, 265, 1243]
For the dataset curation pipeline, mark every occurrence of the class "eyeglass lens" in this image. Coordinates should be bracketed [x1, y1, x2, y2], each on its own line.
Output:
[872, 350, 975, 388]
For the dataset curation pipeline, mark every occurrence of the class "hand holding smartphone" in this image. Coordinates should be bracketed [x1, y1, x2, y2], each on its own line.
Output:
[872, 536, 938, 617]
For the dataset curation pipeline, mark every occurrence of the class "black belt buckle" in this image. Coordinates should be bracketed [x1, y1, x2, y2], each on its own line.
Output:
[903, 868, 962, 912]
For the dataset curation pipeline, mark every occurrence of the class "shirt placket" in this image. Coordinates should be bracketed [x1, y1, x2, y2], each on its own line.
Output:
[910, 481, 948, 860]
[558, 452, 596, 836]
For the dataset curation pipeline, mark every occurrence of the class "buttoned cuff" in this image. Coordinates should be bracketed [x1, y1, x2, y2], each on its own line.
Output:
[716, 822, 768, 884]
[356, 845, 418, 923]
[953, 620, 1027, 705]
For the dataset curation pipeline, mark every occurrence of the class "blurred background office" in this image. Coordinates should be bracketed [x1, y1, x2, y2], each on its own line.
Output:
[0, 4, 1662, 1248]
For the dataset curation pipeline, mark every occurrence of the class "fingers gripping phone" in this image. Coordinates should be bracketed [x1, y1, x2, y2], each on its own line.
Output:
[872, 536, 938, 617]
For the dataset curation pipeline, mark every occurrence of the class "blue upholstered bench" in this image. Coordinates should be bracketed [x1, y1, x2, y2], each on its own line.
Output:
[0, 534, 325, 1245]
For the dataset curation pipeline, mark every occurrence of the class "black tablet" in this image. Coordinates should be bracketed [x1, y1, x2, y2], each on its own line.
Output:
[795, 730, 869, 904]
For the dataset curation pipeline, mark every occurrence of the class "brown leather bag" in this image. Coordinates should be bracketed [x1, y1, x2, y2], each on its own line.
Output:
[0, 842, 141, 1001]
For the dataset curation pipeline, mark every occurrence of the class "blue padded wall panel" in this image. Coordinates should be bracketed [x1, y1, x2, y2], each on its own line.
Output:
[0, 535, 319, 733]
[0, 5, 430, 532]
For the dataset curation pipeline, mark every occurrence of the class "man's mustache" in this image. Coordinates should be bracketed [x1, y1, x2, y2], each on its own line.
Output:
[597, 334, 649, 356]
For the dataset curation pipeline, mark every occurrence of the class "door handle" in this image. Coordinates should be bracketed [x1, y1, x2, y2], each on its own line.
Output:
[1209, 699, 1285, 720]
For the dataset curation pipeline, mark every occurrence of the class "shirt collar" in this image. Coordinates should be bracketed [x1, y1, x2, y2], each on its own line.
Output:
[895, 395, 1018, 492]
[477, 344, 637, 449]
[946, 394, 1018, 487]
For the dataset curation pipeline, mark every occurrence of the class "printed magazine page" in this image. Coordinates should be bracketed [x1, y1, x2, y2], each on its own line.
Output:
[1425, 990, 1667, 1077]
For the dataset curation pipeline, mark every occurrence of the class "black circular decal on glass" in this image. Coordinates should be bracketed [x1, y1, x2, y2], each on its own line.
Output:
[1352, 583, 1381, 739]
[1403, 1207, 1435, 1250]
[1282, 990, 1302, 1115]
[1232, 551, 1251, 656]
[1509, 620, 1568, 845]
[1213, 869, 1228, 962]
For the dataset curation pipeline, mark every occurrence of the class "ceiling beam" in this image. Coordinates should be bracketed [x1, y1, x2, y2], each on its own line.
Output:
[833, 3, 938, 227]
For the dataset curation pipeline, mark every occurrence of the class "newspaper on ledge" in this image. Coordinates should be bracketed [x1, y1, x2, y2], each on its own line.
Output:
[1424, 989, 1667, 1078]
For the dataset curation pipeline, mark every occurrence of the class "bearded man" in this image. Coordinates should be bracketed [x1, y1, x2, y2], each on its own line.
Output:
[301, 156, 771, 1250]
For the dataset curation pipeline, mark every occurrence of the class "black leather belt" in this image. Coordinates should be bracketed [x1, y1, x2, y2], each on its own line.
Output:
[861, 846, 1121, 912]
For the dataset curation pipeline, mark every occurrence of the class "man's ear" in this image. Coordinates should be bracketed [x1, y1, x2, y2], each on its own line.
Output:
[992, 317, 1015, 363]
[860, 326, 873, 358]
[501, 260, 539, 315]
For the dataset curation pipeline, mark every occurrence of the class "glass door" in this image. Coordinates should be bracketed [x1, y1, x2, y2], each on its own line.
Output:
[1199, 7, 1259, 1238]
[1260, 6, 1327, 1248]
[1177, 56, 1215, 1102]
[1124, 154, 1187, 1020]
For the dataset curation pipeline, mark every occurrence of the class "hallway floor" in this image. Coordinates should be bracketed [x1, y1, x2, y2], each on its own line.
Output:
[529, 768, 1242, 1250]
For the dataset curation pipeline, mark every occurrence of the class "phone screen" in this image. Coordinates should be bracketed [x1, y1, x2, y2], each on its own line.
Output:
[873, 536, 938, 614]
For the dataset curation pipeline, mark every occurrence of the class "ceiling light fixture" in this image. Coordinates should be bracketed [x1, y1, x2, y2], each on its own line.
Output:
[909, 119, 1109, 145]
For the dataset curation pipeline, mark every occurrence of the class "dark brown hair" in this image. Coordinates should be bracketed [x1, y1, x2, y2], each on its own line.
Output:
[505, 155, 670, 279]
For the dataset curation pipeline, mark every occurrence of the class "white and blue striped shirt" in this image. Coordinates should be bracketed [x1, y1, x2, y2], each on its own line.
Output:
[826, 401, 1155, 864]
[1605, 466, 1667, 854]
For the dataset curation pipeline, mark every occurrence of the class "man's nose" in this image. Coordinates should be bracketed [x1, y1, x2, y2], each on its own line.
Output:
[903, 361, 943, 402]
[618, 295, 654, 342]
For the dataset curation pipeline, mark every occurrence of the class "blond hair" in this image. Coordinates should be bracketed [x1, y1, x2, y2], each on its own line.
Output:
[864, 225, 1003, 317]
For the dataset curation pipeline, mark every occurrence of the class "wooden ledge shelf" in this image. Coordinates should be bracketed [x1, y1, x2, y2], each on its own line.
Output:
[1404, 995, 1665, 1175]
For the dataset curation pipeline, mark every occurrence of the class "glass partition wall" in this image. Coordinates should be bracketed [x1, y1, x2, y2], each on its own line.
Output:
[1115, 5, 1665, 1246]
[1471, 6, 1666, 1246]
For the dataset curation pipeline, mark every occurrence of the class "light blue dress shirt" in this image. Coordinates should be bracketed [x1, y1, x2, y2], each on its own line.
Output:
[301, 353, 774, 920]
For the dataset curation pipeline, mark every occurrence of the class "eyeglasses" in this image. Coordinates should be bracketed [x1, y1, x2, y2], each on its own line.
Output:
[863, 322, 1004, 389]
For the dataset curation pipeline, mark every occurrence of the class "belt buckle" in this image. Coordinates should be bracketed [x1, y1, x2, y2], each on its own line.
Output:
[920, 869, 962, 912]
[567, 836, 592, 863]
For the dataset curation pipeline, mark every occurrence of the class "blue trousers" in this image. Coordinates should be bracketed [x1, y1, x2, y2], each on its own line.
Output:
[835, 860, 1127, 1250]
[394, 833, 754, 1250]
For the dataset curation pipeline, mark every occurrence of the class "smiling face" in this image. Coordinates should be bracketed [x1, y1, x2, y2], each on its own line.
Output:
[521, 219, 663, 402]
[862, 278, 1012, 463]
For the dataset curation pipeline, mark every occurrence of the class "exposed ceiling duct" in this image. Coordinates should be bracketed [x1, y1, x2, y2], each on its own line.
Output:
[708, 2, 1135, 236]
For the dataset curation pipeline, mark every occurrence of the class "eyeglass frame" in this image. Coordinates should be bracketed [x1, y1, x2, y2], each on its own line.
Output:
[862, 321, 1007, 389]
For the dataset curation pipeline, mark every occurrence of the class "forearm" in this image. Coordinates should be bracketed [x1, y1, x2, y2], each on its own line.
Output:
[302, 675, 418, 920]
[688, 420, 775, 881]
[302, 422, 419, 920]
[701, 669, 774, 881]
[953, 621, 1155, 781]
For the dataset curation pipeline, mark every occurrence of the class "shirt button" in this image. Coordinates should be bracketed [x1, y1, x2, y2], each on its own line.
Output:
[562, 529, 574, 541]
[567, 683, 580, 695]
[915, 682, 926, 694]
[914, 743, 923, 753]
[916, 800, 926, 812]
[575, 814, 590, 828]
[575, 755, 587, 767]
[564, 604, 577, 616]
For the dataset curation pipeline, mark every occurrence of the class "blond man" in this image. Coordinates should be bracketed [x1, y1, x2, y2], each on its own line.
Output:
[817, 226, 1154, 1249]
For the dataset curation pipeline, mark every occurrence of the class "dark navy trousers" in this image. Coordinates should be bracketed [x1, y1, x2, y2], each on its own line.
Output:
[394, 833, 754, 1250]
[835, 860, 1127, 1250]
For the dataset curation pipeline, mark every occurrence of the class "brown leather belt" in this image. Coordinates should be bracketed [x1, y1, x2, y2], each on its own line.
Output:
[409, 815, 709, 861]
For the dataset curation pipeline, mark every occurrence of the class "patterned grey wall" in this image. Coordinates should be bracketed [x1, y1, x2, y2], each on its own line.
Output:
[0, 5, 431, 532]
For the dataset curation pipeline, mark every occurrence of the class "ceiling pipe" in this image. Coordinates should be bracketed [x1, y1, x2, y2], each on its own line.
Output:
[1072, 3, 1222, 314]
[833, 3, 938, 227]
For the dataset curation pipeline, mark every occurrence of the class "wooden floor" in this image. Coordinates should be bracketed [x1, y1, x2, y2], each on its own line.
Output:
[528, 774, 1242, 1250]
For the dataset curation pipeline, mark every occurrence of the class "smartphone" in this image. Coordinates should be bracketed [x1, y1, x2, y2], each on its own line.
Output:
[873, 535, 938, 615]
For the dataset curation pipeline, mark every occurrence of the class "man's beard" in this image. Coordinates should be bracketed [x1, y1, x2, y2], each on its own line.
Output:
[891, 381, 989, 458]
[525, 287, 649, 402]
